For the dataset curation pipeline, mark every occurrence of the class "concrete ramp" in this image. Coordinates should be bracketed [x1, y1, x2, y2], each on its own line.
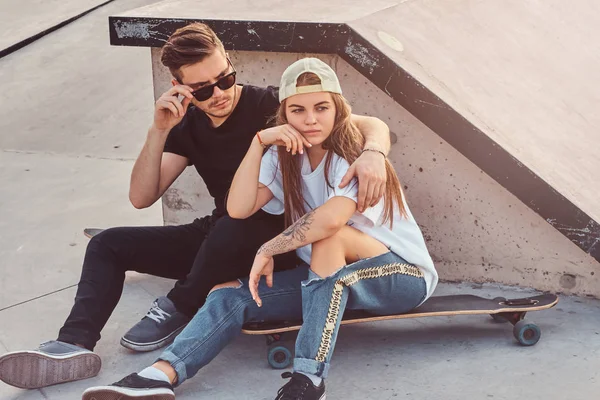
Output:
[108, 0, 599, 297]
[346, 0, 600, 256]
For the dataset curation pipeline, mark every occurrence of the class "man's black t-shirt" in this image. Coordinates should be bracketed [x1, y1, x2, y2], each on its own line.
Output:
[164, 85, 279, 217]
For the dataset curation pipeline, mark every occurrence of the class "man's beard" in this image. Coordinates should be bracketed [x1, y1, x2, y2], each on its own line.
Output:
[200, 87, 238, 119]
[203, 98, 234, 118]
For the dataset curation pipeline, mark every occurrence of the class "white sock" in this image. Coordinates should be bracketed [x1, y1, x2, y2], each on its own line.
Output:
[298, 372, 322, 386]
[138, 366, 171, 384]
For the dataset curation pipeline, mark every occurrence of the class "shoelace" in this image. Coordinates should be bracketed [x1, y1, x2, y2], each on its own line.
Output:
[275, 372, 310, 400]
[145, 302, 171, 323]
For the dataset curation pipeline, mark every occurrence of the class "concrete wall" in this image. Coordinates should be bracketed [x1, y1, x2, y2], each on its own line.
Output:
[150, 48, 599, 298]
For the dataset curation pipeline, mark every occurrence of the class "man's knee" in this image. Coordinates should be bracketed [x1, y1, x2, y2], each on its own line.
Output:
[87, 227, 120, 252]
[85, 228, 129, 271]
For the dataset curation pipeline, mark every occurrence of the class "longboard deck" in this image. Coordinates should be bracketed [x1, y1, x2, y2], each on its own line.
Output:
[83, 228, 104, 239]
[242, 294, 558, 335]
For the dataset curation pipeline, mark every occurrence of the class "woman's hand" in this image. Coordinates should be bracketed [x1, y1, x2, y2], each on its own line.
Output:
[248, 251, 275, 307]
[258, 124, 312, 155]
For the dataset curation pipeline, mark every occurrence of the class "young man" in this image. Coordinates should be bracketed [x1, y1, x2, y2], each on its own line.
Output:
[0, 23, 390, 390]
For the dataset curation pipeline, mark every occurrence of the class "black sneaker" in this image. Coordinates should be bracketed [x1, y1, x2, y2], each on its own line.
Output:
[81, 373, 174, 400]
[121, 297, 190, 352]
[0, 340, 101, 389]
[275, 372, 326, 400]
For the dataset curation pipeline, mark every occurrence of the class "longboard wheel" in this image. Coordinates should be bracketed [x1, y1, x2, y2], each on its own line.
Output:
[267, 345, 292, 369]
[513, 320, 541, 346]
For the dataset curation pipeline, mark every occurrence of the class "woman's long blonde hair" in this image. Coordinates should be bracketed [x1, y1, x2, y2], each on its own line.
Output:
[275, 72, 407, 228]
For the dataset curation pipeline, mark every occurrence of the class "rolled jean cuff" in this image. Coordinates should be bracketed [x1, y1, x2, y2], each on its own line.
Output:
[157, 350, 188, 387]
[293, 357, 330, 379]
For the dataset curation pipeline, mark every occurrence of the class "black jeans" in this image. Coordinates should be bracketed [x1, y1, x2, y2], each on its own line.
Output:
[57, 211, 297, 350]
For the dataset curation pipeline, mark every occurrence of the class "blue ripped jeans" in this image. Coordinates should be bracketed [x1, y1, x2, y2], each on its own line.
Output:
[158, 265, 307, 385]
[158, 252, 425, 384]
[293, 251, 426, 378]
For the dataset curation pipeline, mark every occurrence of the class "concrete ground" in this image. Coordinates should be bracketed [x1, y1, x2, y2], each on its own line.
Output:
[0, 0, 109, 53]
[0, 1, 599, 399]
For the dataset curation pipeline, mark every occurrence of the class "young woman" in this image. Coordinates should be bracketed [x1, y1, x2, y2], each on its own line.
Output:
[227, 57, 438, 400]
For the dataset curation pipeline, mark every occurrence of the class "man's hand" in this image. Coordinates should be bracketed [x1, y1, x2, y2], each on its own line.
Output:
[248, 252, 275, 307]
[153, 85, 194, 133]
[258, 124, 312, 155]
[339, 150, 387, 212]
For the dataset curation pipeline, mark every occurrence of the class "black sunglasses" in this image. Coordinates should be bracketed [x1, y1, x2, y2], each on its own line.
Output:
[187, 59, 237, 102]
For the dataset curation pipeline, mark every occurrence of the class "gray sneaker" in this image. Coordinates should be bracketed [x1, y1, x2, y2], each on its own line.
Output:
[82, 373, 174, 400]
[120, 297, 190, 352]
[0, 340, 101, 389]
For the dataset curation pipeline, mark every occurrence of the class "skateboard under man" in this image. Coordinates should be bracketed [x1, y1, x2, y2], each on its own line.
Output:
[242, 293, 558, 369]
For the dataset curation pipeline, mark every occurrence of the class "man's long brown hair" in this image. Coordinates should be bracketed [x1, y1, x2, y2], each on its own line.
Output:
[275, 72, 407, 228]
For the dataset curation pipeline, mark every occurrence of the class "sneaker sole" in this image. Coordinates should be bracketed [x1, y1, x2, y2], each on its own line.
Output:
[119, 324, 187, 352]
[0, 350, 101, 389]
[81, 386, 175, 400]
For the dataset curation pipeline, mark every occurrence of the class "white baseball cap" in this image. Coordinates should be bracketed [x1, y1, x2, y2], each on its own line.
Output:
[279, 58, 343, 102]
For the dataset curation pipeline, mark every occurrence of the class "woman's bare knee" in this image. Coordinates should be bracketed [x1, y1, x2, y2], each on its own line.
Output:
[315, 225, 388, 263]
[310, 226, 389, 277]
[340, 225, 388, 262]
[312, 232, 342, 252]
[208, 280, 242, 295]
[310, 227, 353, 277]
